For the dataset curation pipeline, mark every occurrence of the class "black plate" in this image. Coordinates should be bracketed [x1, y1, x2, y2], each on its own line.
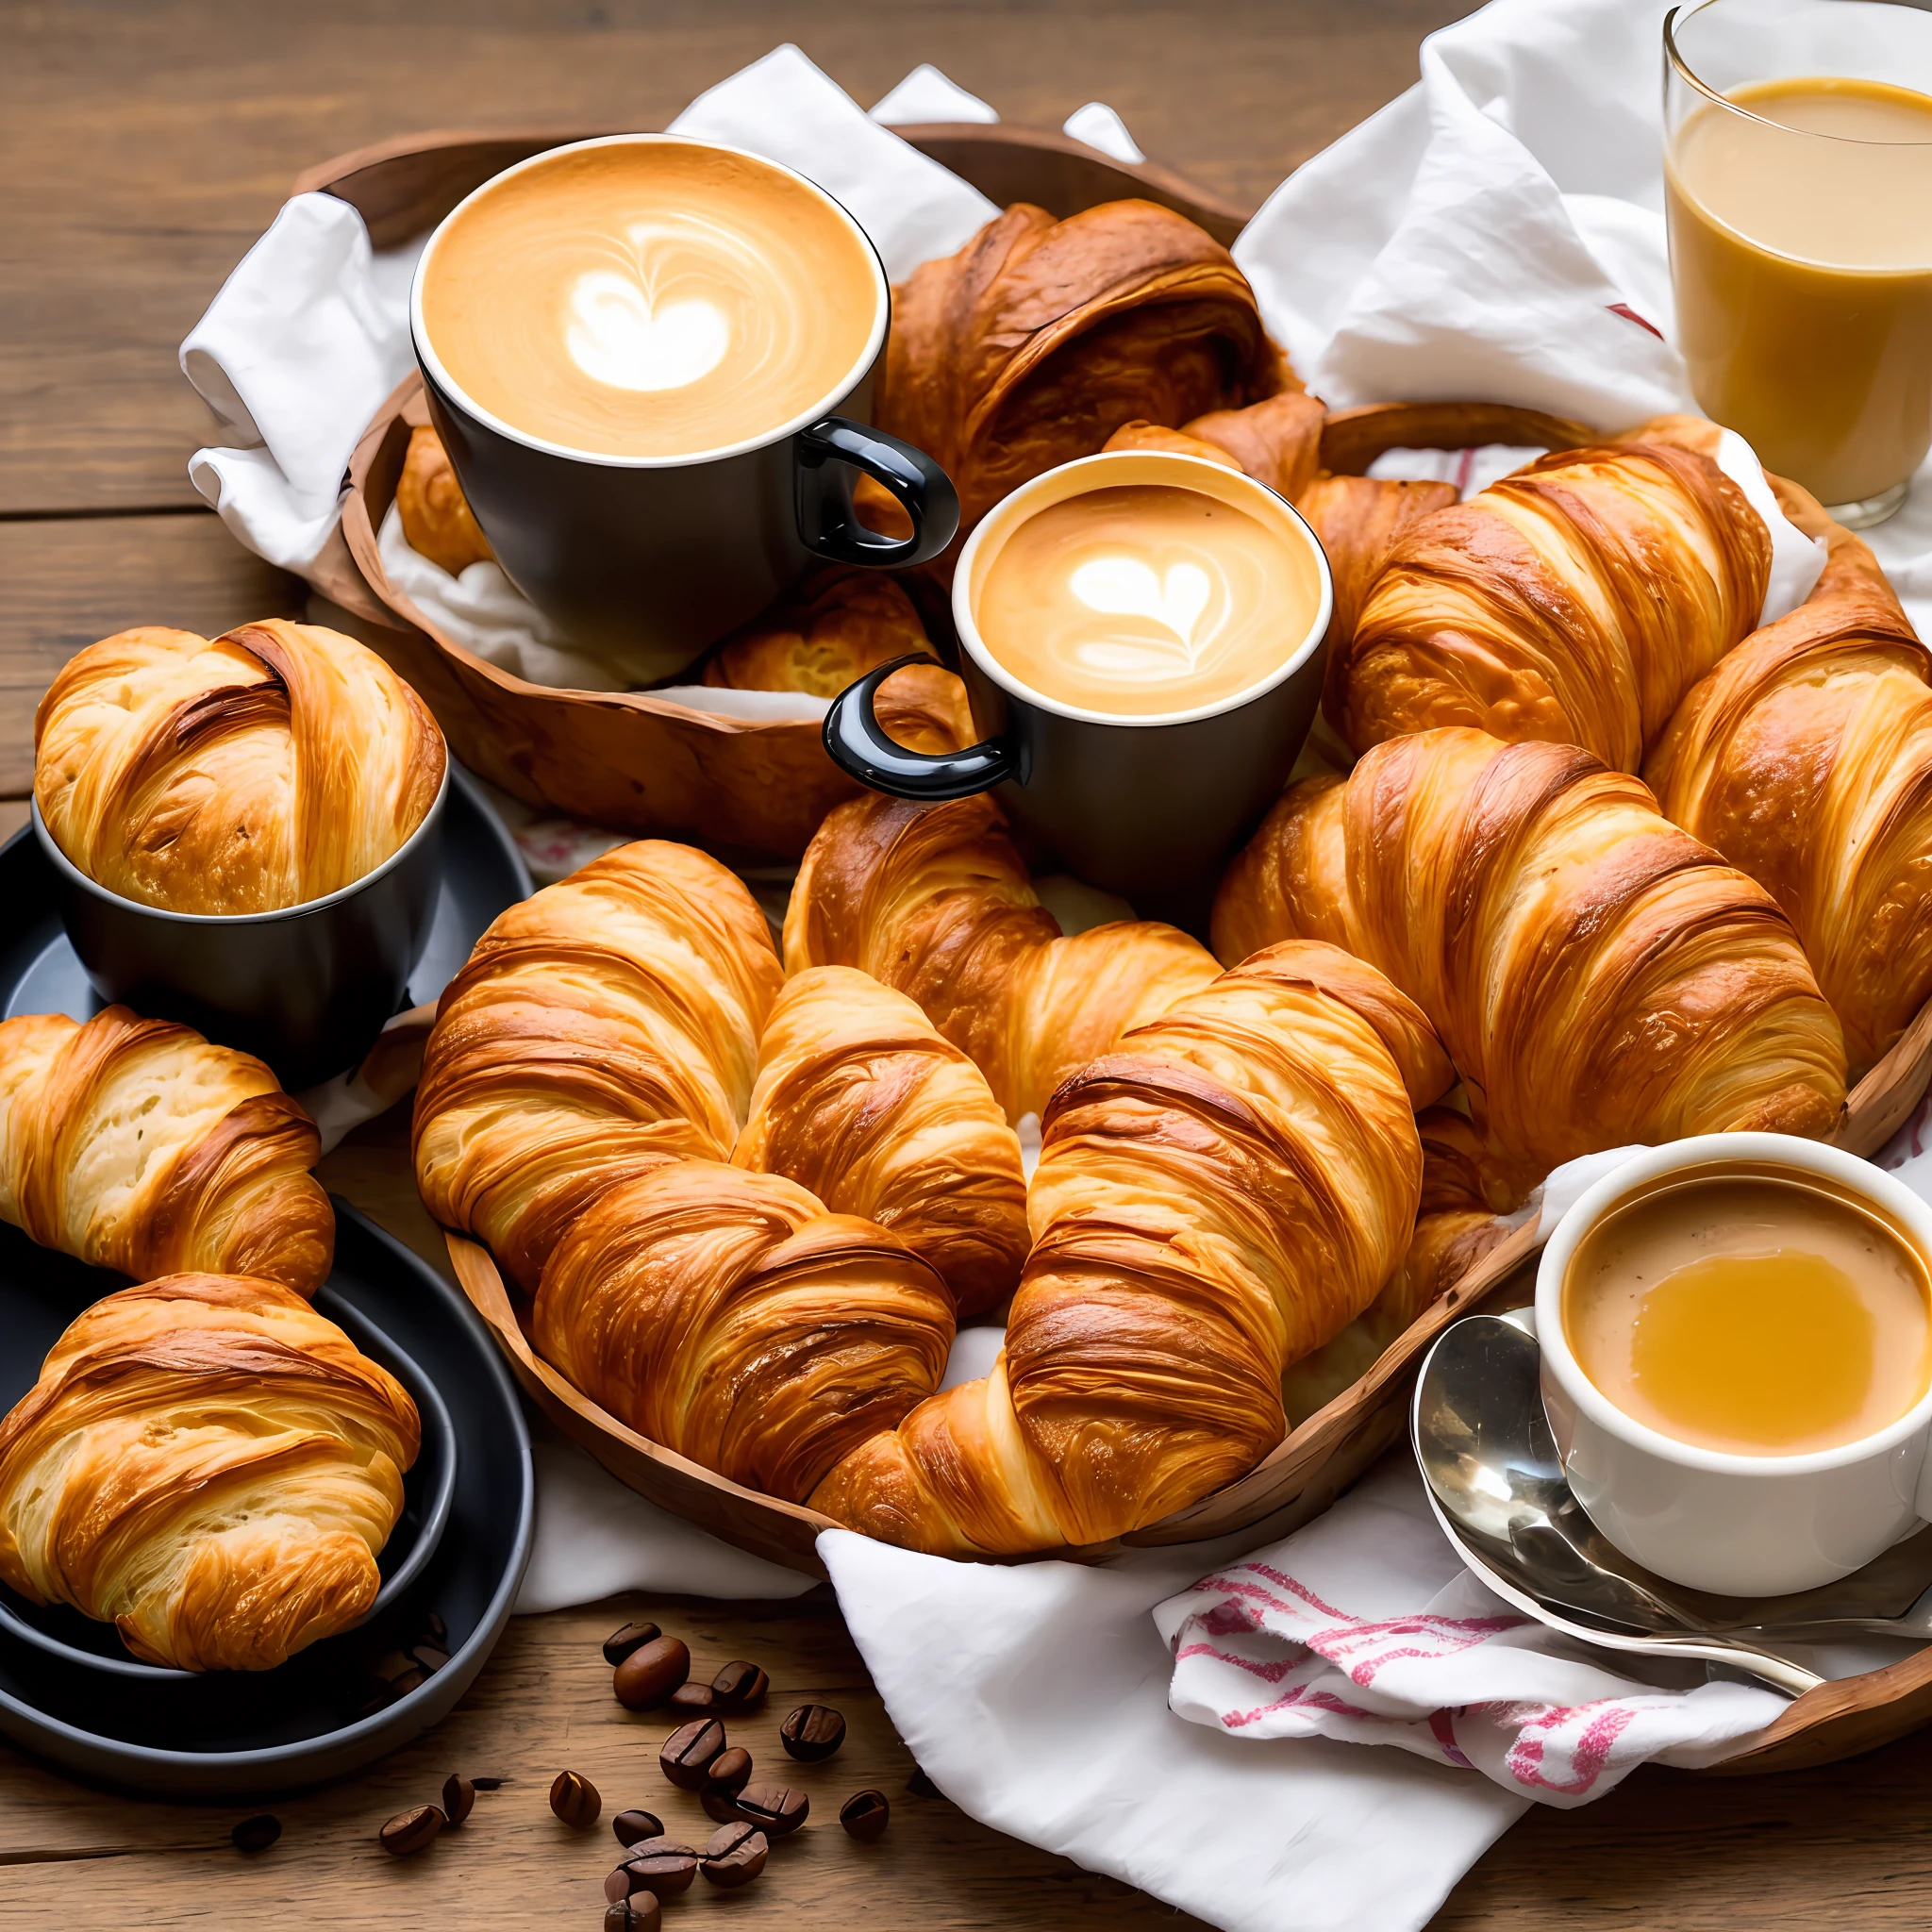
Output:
[0, 1202, 533, 1795]
[0, 761, 532, 1036]
[0, 1284, 460, 1680]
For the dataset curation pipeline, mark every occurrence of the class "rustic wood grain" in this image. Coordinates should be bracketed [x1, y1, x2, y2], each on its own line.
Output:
[0, 0, 1464, 514]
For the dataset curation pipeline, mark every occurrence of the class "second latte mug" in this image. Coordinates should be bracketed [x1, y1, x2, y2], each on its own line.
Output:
[823, 448, 1334, 904]
[410, 133, 959, 682]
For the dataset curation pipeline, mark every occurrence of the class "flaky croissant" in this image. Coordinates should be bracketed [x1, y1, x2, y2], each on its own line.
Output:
[413, 841, 783, 1293]
[784, 791, 1220, 1121]
[0, 1008, 332, 1295]
[534, 1162, 955, 1504]
[0, 1274, 417, 1671]
[1212, 727, 1846, 1207]
[35, 620, 446, 915]
[702, 568, 930, 697]
[877, 199, 1288, 534]
[1299, 474, 1459, 655]
[1104, 390, 1326, 501]
[734, 966, 1027, 1319]
[1326, 434, 1771, 770]
[396, 424, 494, 575]
[810, 941, 1449, 1555]
[1647, 513, 1932, 1078]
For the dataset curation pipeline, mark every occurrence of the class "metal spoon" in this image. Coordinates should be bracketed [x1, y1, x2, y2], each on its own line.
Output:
[1412, 1312, 1826, 1695]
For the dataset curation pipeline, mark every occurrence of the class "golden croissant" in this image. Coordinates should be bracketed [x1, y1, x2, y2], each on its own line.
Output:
[810, 941, 1449, 1555]
[1104, 390, 1327, 500]
[534, 1161, 956, 1504]
[0, 1008, 332, 1294]
[414, 841, 784, 1293]
[1326, 430, 1771, 771]
[1212, 727, 1846, 1207]
[35, 619, 446, 915]
[1647, 508, 1932, 1078]
[702, 568, 932, 698]
[396, 424, 494, 575]
[876, 199, 1289, 537]
[0, 1274, 418, 1671]
[784, 791, 1220, 1121]
[735, 966, 1027, 1319]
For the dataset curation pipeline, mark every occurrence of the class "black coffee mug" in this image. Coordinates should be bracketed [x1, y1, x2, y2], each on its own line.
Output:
[824, 450, 1334, 908]
[410, 134, 959, 680]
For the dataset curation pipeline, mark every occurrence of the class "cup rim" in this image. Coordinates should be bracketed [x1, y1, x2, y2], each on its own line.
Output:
[1534, 1132, 1932, 1476]
[1664, 1, 1932, 149]
[408, 131, 892, 472]
[947, 448, 1336, 730]
[31, 761, 450, 927]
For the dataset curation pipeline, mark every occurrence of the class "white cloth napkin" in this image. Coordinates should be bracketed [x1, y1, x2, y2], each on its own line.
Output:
[1233, 0, 1932, 633]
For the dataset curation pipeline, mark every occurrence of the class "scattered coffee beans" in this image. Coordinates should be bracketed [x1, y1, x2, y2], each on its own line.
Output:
[708, 1659, 769, 1711]
[659, 1718, 727, 1790]
[604, 1892, 661, 1932]
[780, 1703, 846, 1762]
[379, 1805, 444, 1857]
[470, 1777, 507, 1790]
[612, 1808, 664, 1849]
[701, 1786, 745, 1824]
[603, 1621, 662, 1667]
[665, 1680, 716, 1716]
[441, 1774, 475, 1827]
[230, 1814, 280, 1855]
[705, 1745, 753, 1799]
[613, 1636, 690, 1711]
[907, 1768, 942, 1799]
[618, 1837, 698, 1899]
[701, 1822, 769, 1889]
[550, 1769, 601, 1830]
[730, 1781, 808, 1837]
[840, 1789, 891, 1843]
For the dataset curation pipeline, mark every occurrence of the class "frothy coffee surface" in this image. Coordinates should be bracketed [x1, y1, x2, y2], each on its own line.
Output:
[1563, 1168, 1932, 1457]
[420, 142, 878, 459]
[973, 483, 1318, 715]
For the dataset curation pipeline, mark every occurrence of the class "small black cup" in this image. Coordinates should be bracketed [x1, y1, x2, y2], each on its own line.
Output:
[409, 134, 959, 677]
[824, 450, 1334, 911]
[35, 770, 447, 1090]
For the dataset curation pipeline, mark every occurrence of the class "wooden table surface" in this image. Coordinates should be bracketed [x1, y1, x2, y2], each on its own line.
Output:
[8, 3, 1932, 1925]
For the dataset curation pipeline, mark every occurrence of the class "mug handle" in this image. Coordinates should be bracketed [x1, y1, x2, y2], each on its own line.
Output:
[796, 418, 960, 570]
[824, 654, 1015, 801]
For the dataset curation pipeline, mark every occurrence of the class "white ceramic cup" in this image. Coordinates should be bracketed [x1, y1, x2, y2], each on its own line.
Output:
[1533, 1133, 1932, 1596]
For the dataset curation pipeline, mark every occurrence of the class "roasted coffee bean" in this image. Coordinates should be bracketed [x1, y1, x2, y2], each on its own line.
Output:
[659, 1718, 727, 1790]
[708, 1659, 769, 1711]
[550, 1769, 601, 1830]
[605, 1867, 641, 1904]
[779, 1703, 846, 1762]
[602, 1621, 662, 1667]
[604, 1893, 661, 1932]
[349, 1674, 397, 1721]
[704, 1745, 752, 1799]
[907, 1767, 942, 1799]
[840, 1789, 891, 1842]
[665, 1680, 716, 1716]
[611, 1807, 664, 1849]
[701, 1822, 768, 1889]
[407, 1643, 451, 1674]
[700, 1786, 744, 1825]
[730, 1781, 808, 1837]
[417, 1610, 448, 1648]
[379, 1805, 443, 1857]
[231, 1814, 281, 1855]
[389, 1665, 429, 1697]
[441, 1774, 475, 1827]
[470, 1776, 506, 1790]
[618, 1837, 698, 1899]
[612, 1636, 690, 1711]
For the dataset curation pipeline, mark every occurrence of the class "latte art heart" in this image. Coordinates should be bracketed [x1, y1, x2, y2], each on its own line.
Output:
[974, 482, 1319, 717]
[566, 273, 731, 392]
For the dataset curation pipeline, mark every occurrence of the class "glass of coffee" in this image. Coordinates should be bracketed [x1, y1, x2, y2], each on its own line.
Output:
[821, 447, 1332, 915]
[1663, 0, 1932, 526]
[1534, 1135, 1932, 1595]
[411, 135, 958, 681]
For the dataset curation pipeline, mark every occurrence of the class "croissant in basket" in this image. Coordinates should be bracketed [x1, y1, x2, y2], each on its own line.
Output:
[0, 1274, 418, 1671]
[1647, 507, 1932, 1078]
[876, 198, 1291, 537]
[395, 424, 494, 575]
[810, 941, 1451, 1555]
[1213, 726, 1847, 1208]
[0, 1007, 333, 1294]
[35, 619, 446, 915]
[784, 790, 1221, 1121]
[1324, 421, 1773, 771]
